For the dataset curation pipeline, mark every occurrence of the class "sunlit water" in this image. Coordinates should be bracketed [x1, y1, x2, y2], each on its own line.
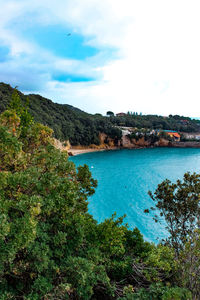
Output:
[70, 148, 200, 243]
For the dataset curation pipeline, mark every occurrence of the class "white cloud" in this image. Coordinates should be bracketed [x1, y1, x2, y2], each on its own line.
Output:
[1, 0, 200, 116]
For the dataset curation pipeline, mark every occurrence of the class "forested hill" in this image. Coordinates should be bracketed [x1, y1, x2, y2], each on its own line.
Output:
[0, 82, 121, 145]
[1, 82, 200, 146]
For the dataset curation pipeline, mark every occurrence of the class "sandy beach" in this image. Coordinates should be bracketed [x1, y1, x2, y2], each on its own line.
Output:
[68, 148, 106, 156]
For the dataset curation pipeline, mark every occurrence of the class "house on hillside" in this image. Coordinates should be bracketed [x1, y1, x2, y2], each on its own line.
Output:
[163, 130, 181, 141]
[116, 112, 126, 117]
[182, 133, 200, 140]
[180, 119, 189, 125]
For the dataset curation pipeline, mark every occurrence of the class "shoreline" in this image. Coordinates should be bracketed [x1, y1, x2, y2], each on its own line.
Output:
[68, 148, 107, 156]
[68, 142, 200, 156]
[68, 145, 156, 156]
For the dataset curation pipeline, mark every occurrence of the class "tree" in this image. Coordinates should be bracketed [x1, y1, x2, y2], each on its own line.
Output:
[106, 111, 114, 117]
[145, 172, 200, 299]
[8, 88, 33, 137]
[0, 107, 100, 299]
[177, 229, 200, 299]
[146, 172, 200, 254]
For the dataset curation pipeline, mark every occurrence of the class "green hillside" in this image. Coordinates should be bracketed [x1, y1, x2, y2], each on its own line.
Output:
[108, 113, 200, 133]
[1, 82, 200, 147]
[0, 83, 121, 146]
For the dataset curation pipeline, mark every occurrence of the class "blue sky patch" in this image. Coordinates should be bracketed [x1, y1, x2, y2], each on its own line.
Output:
[53, 73, 94, 83]
[0, 46, 10, 62]
[20, 24, 98, 60]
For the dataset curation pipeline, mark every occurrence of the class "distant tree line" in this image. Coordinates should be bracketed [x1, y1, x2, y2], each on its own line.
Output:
[108, 114, 200, 133]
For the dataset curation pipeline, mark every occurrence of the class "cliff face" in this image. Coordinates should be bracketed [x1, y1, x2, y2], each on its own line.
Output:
[131, 137, 151, 147]
[121, 136, 151, 148]
[121, 138, 200, 149]
[92, 135, 200, 150]
[99, 133, 151, 149]
[98, 133, 120, 148]
[121, 135, 136, 148]
[68, 132, 200, 153]
[155, 138, 170, 147]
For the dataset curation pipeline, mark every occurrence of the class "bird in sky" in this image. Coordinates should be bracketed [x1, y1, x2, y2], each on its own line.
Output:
[67, 33, 71, 36]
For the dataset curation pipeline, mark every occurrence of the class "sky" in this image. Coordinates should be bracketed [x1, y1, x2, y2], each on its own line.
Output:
[0, 0, 200, 116]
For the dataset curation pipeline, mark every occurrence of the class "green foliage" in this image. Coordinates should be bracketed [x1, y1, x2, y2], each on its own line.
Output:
[146, 173, 200, 299]
[8, 88, 33, 137]
[112, 113, 200, 133]
[162, 287, 192, 300]
[63, 257, 112, 299]
[119, 283, 192, 300]
[0, 107, 99, 298]
[147, 172, 200, 253]
[0, 94, 196, 299]
[176, 229, 200, 299]
[124, 227, 152, 257]
[106, 111, 114, 116]
[77, 164, 97, 197]
[0, 114, 22, 170]
[0, 83, 122, 146]
[97, 213, 127, 256]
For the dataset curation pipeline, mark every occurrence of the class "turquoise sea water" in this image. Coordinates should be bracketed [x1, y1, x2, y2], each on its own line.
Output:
[70, 148, 200, 243]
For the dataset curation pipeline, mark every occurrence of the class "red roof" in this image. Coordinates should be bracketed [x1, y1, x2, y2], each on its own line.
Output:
[167, 132, 180, 138]
[116, 112, 126, 115]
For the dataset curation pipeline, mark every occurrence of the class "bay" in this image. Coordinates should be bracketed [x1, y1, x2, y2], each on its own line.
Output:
[70, 148, 200, 243]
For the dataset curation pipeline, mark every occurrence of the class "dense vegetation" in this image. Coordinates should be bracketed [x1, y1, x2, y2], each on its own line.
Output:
[1, 83, 200, 147]
[0, 91, 199, 299]
[0, 83, 122, 146]
[109, 114, 200, 133]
